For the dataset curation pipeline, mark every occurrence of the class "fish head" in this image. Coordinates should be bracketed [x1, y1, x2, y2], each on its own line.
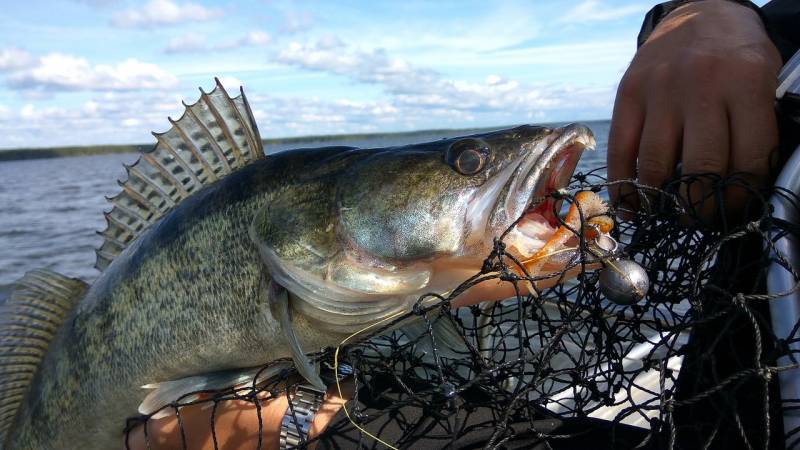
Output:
[251, 123, 596, 332]
[336, 123, 595, 263]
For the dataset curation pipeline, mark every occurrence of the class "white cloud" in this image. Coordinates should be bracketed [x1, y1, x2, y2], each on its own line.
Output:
[0, 77, 613, 150]
[0, 48, 34, 72]
[0, 38, 616, 148]
[112, 0, 222, 28]
[164, 33, 207, 54]
[71, 0, 119, 6]
[121, 118, 141, 127]
[246, 31, 271, 46]
[0, 91, 187, 148]
[281, 10, 314, 33]
[275, 39, 612, 116]
[276, 40, 440, 95]
[216, 76, 243, 90]
[164, 31, 270, 54]
[215, 31, 271, 50]
[7, 53, 179, 91]
[559, 0, 648, 23]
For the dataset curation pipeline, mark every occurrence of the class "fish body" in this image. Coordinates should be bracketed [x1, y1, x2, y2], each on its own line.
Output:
[7, 151, 337, 449]
[1, 82, 597, 449]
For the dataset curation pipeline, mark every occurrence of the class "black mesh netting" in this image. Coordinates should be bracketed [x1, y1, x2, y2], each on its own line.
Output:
[125, 170, 800, 450]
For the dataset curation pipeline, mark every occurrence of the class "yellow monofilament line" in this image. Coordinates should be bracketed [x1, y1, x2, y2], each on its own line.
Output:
[519, 246, 578, 267]
[334, 310, 406, 450]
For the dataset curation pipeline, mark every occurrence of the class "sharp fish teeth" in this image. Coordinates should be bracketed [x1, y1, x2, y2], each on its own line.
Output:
[506, 214, 558, 257]
[506, 228, 547, 256]
[517, 217, 553, 238]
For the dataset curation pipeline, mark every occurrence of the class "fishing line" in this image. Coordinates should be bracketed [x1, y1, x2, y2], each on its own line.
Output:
[333, 310, 406, 450]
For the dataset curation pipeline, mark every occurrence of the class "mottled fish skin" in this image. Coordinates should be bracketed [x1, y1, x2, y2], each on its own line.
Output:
[5, 126, 573, 449]
[7, 149, 351, 449]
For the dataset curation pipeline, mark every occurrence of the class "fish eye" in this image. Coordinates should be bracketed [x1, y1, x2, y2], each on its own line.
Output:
[447, 138, 490, 176]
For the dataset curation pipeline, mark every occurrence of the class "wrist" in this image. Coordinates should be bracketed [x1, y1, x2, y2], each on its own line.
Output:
[278, 380, 352, 449]
[638, 0, 766, 47]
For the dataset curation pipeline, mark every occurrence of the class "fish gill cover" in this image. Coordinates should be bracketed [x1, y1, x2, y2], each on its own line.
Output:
[124, 171, 800, 449]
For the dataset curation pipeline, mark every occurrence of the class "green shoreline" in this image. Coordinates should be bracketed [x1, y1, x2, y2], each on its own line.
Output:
[0, 127, 496, 162]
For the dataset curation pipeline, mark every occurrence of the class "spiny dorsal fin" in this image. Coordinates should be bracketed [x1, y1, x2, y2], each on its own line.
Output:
[0, 269, 87, 442]
[95, 78, 264, 271]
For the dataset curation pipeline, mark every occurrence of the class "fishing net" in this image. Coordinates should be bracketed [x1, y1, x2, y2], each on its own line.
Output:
[124, 169, 800, 450]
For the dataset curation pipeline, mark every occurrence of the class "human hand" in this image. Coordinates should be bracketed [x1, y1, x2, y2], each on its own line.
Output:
[608, 0, 782, 220]
[124, 381, 351, 450]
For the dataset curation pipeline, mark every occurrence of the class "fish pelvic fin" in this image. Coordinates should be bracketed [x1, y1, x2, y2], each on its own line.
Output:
[96, 78, 264, 271]
[138, 363, 291, 420]
[0, 269, 87, 444]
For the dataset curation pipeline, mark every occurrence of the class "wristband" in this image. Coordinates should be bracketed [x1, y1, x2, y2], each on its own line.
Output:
[279, 384, 326, 449]
[278, 362, 353, 449]
[637, 0, 769, 47]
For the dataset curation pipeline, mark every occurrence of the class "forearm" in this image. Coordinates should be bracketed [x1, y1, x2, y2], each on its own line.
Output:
[124, 383, 350, 450]
[762, 0, 800, 63]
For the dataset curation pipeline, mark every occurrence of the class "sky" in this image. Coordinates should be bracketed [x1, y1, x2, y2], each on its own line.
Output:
[0, 0, 713, 149]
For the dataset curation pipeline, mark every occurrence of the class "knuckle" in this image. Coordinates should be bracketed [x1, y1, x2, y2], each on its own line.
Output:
[685, 156, 724, 174]
[647, 63, 673, 85]
[616, 71, 643, 101]
[733, 154, 770, 176]
[737, 46, 781, 72]
[637, 157, 671, 183]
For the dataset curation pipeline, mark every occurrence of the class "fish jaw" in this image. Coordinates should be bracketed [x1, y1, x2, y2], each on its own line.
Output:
[513, 190, 613, 276]
[491, 123, 600, 265]
[504, 124, 595, 226]
[451, 191, 613, 309]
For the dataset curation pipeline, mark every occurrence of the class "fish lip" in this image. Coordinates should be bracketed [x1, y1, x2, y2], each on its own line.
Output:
[467, 124, 594, 252]
[496, 123, 594, 258]
[514, 123, 595, 220]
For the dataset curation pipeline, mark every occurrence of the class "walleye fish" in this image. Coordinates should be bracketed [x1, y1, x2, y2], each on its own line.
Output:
[0, 80, 608, 449]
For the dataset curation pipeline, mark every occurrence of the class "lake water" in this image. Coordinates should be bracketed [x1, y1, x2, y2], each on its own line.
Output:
[0, 120, 609, 302]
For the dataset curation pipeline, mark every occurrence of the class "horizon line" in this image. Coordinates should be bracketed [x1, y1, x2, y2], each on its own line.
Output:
[0, 118, 612, 153]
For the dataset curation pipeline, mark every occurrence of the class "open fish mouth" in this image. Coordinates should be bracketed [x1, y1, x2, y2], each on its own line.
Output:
[504, 123, 597, 260]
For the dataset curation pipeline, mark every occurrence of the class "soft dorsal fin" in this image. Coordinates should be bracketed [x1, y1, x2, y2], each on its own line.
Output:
[0, 269, 88, 442]
[95, 78, 264, 271]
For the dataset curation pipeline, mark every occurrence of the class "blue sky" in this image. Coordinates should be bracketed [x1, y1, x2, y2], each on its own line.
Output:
[0, 0, 732, 149]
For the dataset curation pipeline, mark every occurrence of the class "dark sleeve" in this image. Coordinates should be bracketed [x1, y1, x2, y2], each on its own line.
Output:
[761, 0, 800, 63]
[637, 0, 800, 64]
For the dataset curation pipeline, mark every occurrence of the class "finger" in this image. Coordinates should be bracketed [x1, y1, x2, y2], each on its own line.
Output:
[680, 98, 730, 222]
[607, 73, 645, 213]
[636, 101, 682, 208]
[724, 80, 778, 222]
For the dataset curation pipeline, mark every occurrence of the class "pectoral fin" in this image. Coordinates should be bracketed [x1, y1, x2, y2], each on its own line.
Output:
[266, 281, 326, 390]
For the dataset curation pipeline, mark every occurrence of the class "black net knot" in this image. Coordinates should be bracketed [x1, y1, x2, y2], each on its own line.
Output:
[498, 270, 519, 282]
[745, 220, 762, 234]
